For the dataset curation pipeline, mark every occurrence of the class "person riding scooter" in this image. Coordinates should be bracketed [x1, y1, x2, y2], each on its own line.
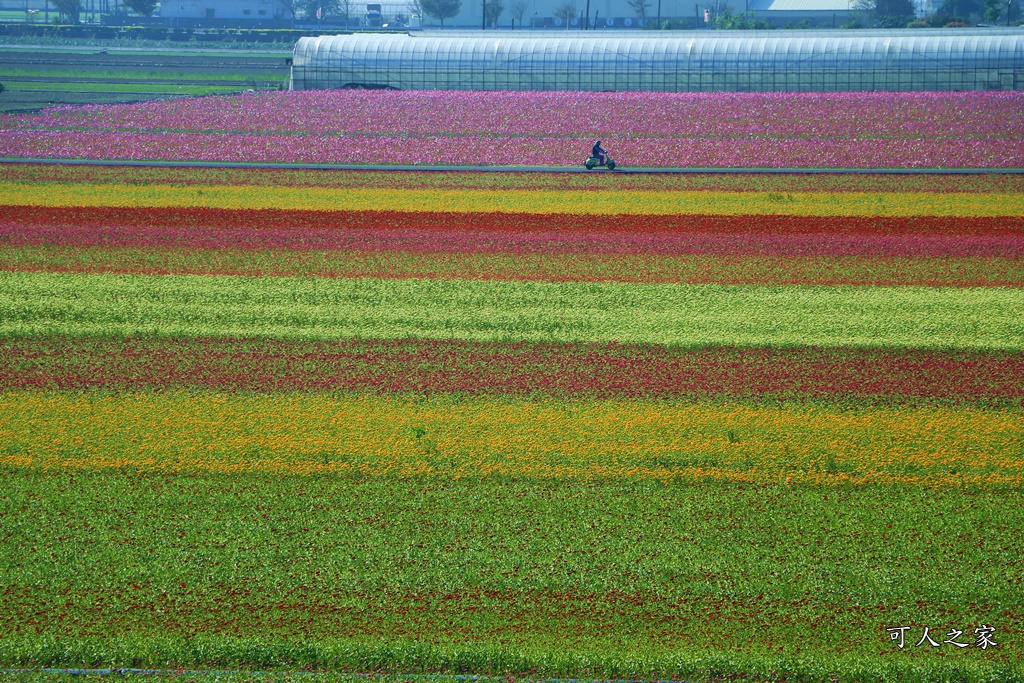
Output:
[585, 141, 616, 170]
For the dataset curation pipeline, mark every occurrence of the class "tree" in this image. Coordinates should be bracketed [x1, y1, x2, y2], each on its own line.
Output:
[51, 0, 81, 22]
[510, 0, 528, 25]
[984, 0, 1019, 23]
[484, 0, 503, 25]
[553, 1, 577, 27]
[853, 0, 914, 25]
[876, 0, 915, 22]
[627, 0, 651, 24]
[937, 0, 983, 21]
[421, 0, 461, 26]
[403, 0, 423, 23]
[407, 0, 424, 23]
[301, 0, 349, 24]
[337, 0, 354, 26]
[278, 0, 301, 25]
[713, 7, 773, 27]
[123, 0, 158, 15]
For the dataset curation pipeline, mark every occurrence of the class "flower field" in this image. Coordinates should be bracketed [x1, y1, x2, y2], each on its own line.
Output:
[2, 160, 1024, 683]
[1, 90, 1023, 167]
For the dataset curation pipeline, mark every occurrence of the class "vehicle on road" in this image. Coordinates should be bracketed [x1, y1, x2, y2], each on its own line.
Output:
[365, 4, 383, 26]
[584, 153, 616, 170]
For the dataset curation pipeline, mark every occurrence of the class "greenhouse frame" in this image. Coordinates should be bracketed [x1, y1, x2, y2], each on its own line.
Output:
[289, 29, 1024, 92]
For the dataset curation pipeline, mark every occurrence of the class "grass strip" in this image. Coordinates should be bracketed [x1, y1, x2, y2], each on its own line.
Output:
[3, 182, 1023, 217]
[0, 471, 1020, 681]
[4, 336, 1021, 407]
[5, 164, 1024, 193]
[1, 271, 1021, 349]
[2, 391, 1021, 485]
[4, 83, 245, 94]
[0, 68, 285, 82]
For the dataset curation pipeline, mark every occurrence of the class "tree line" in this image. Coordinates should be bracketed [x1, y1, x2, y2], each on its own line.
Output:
[42, 0, 1021, 28]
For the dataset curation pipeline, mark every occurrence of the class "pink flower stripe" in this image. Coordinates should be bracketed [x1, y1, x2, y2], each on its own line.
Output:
[4, 130, 1020, 168]
[4, 90, 1021, 138]
[2, 90, 1021, 167]
[4, 336, 1022, 407]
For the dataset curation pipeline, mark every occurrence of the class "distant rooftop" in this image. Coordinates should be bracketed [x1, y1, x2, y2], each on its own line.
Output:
[748, 0, 854, 11]
[414, 27, 1024, 37]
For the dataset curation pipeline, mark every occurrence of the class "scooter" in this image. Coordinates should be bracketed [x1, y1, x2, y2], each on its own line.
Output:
[585, 153, 616, 170]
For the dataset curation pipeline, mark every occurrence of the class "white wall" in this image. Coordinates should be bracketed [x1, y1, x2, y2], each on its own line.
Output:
[159, 0, 284, 20]
[414, 0, 657, 28]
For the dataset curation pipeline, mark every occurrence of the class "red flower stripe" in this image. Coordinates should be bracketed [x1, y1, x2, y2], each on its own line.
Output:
[4, 336, 1021, 407]
[3, 246, 1021, 286]
[0, 580, 886, 643]
[6, 224, 1023, 258]
[6, 205, 1023, 239]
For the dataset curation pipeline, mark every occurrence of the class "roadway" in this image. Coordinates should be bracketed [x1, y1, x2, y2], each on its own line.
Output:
[4, 157, 1023, 174]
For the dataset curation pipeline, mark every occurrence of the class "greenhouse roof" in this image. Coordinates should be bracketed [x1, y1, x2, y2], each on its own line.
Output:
[752, 0, 855, 11]
[291, 28, 1024, 93]
[411, 28, 1024, 37]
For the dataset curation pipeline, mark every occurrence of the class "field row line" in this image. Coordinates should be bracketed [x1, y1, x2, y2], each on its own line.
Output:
[2, 671, 669, 683]
[4, 157, 1024, 175]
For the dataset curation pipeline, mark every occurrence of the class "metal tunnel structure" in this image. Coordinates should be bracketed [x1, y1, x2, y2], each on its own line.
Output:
[289, 28, 1024, 92]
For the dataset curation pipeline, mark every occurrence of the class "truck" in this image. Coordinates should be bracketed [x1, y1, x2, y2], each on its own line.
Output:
[365, 3, 383, 26]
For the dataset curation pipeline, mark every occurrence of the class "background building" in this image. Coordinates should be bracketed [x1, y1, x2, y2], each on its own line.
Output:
[157, 0, 287, 24]
[406, 0, 855, 29]
[745, 0, 855, 27]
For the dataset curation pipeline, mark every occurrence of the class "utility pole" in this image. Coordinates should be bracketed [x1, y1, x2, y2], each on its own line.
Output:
[482, 0, 486, 29]
[657, 0, 661, 27]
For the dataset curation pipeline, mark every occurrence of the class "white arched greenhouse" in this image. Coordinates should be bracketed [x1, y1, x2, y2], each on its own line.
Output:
[289, 28, 1024, 92]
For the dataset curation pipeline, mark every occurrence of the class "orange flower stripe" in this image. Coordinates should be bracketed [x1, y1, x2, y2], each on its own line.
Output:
[2, 392, 1020, 487]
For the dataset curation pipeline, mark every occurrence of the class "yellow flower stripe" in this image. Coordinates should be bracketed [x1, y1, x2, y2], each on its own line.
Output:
[3, 182, 1023, 217]
[3, 391, 1020, 487]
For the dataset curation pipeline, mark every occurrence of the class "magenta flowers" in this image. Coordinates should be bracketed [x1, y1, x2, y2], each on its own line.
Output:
[1, 90, 1022, 167]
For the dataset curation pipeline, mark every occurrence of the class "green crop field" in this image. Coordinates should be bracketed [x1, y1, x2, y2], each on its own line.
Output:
[0, 45, 290, 111]
[2, 472, 1021, 682]
[0, 67, 283, 82]
[2, 272, 1022, 349]
[1, 94, 1023, 682]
